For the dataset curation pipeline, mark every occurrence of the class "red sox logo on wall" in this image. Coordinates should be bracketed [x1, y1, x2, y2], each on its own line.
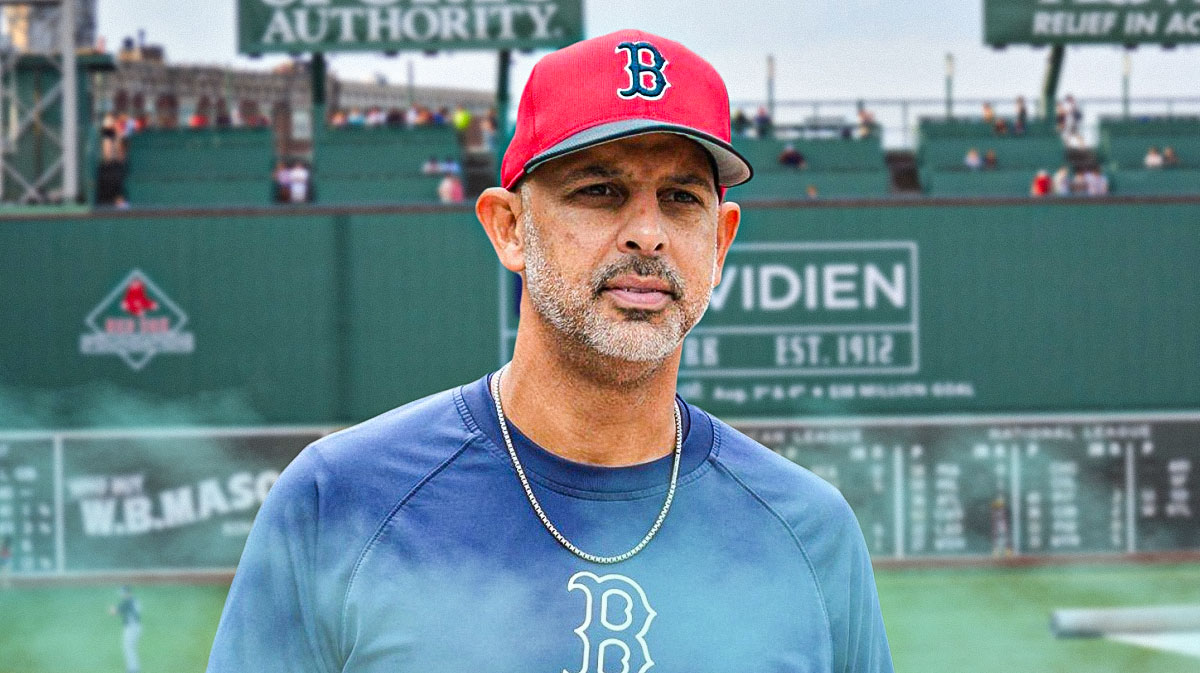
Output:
[79, 269, 195, 371]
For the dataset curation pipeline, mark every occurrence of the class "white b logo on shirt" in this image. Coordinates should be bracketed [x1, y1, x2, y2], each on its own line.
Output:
[565, 571, 657, 673]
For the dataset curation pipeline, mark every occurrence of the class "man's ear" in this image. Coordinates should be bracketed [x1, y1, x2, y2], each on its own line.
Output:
[712, 200, 741, 287]
[476, 187, 526, 273]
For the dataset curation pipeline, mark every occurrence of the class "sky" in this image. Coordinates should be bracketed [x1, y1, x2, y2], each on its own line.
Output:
[94, 0, 1200, 138]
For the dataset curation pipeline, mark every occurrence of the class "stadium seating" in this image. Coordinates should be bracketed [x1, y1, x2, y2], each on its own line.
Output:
[314, 126, 459, 205]
[919, 168, 1037, 198]
[917, 119, 1064, 170]
[916, 119, 1065, 196]
[729, 135, 890, 199]
[124, 128, 275, 207]
[1108, 168, 1200, 196]
[732, 136, 886, 171]
[1098, 116, 1200, 169]
[728, 170, 891, 200]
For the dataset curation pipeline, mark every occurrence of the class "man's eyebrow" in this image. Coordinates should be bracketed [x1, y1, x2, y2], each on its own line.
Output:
[665, 173, 714, 189]
[560, 165, 622, 183]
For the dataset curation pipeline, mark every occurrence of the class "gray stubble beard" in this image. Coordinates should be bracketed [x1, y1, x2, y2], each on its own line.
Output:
[519, 206, 715, 365]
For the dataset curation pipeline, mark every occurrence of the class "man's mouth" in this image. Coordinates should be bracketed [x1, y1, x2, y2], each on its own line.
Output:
[601, 275, 677, 311]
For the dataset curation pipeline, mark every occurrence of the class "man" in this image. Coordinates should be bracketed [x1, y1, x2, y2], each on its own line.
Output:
[288, 161, 311, 204]
[208, 30, 892, 673]
[0, 536, 11, 589]
[109, 585, 141, 673]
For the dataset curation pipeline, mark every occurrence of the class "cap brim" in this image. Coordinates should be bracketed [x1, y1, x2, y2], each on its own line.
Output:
[523, 120, 753, 188]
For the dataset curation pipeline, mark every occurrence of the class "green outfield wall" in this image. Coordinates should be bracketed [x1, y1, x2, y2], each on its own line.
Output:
[2, 197, 1199, 428]
[2, 197, 1199, 572]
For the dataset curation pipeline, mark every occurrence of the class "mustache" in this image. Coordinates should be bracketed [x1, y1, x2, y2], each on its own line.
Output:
[590, 256, 685, 299]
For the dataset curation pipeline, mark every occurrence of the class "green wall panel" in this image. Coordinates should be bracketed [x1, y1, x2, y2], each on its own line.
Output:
[1, 199, 1198, 428]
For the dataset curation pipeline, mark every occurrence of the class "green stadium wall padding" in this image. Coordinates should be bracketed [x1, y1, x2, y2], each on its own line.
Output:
[728, 170, 891, 199]
[731, 136, 885, 171]
[1099, 117, 1200, 168]
[123, 178, 274, 207]
[917, 119, 1059, 140]
[314, 126, 460, 204]
[315, 175, 443, 204]
[920, 168, 1040, 197]
[918, 136, 1065, 171]
[4, 199, 1200, 428]
[125, 128, 275, 180]
[1109, 168, 1200, 195]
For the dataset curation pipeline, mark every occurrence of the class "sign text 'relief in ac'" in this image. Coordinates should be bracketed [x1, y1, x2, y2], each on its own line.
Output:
[985, 0, 1200, 46]
[237, 0, 584, 54]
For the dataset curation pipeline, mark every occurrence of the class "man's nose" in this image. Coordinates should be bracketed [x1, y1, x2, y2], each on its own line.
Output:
[617, 191, 667, 255]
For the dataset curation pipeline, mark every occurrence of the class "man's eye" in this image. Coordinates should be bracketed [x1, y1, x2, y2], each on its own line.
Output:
[577, 183, 617, 197]
[665, 189, 701, 204]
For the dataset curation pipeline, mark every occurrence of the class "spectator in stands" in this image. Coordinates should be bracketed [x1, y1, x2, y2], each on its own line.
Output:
[1063, 95, 1081, 134]
[347, 108, 366, 126]
[1054, 101, 1067, 133]
[114, 195, 131, 210]
[422, 156, 439, 176]
[1084, 167, 1109, 196]
[732, 108, 750, 137]
[1163, 146, 1180, 168]
[330, 110, 347, 128]
[439, 156, 462, 176]
[274, 160, 290, 203]
[216, 100, 232, 128]
[856, 107, 876, 139]
[981, 102, 995, 125]
[480, 110, 497, 151]
[385, 107, 405, 127]
[779, 143, 806, 169]
[437, 173, 464, 204]
[1030, 169, 1052, 197]
[101, 113, 119, 162]
[806, 184, 819, 200]
[754, 106, 772, 138]
[1052, 166, 1071, 195]
[366, 107, 386, 127]
[1144, 146, 1164, 169]
[452, 105, 472, 134]
[188, 108, 209, 129]
[1014, 96, 1028, 135]
[434, 107, 450, 126]
[1075, 167, 1094, 194]
[1061, 95, 1084, 148]
[964, 147, 982, 171]
[992, 117, 1009, 136]
[984, 149, 998, 170]
[287, 161, 310, 204]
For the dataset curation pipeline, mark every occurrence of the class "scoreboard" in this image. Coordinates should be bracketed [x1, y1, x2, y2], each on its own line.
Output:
[741, 412, 1198, 559]
[0, 428, 329, 576]
[0, 415, 1195, 577]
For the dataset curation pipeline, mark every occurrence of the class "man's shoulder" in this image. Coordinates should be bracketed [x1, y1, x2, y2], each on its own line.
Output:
[281, 384, 478, 504]
[706, 413, 855, 528]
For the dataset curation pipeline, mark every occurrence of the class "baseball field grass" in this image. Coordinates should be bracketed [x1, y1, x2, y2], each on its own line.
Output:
[2, 561, 1198, 672]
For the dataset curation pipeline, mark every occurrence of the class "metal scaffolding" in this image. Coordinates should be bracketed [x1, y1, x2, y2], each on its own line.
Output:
[0, 0, 77, 203]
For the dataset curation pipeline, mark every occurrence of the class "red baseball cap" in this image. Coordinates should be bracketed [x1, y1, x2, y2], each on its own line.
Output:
[501, 29, 753, 190]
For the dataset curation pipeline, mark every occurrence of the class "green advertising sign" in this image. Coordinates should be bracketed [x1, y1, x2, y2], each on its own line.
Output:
[985, 0, 1200, 46]
[59, 430, 324, 572]
[0, 429, 328, 576]
[237, 0, 584, 54]
[678, 242, 918, 379]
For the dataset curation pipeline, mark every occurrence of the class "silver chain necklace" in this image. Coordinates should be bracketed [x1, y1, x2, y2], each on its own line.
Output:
[489, 364, 683, 564]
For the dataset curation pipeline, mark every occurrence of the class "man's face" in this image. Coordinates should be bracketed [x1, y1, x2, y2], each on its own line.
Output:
[517, 133, 734, 363]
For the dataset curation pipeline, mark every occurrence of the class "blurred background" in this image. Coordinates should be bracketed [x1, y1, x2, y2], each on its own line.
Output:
[1, 0, 1199, 671]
